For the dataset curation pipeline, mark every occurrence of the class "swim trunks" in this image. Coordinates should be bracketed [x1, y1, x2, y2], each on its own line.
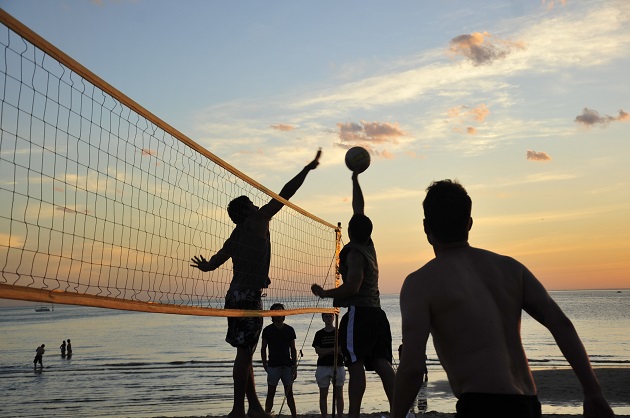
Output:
[339, 305, 392, 371]
[456, 392, 541, 418]
[224, 286, 263, 354]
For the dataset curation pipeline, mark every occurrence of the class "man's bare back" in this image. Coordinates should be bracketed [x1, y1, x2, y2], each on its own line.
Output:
[393, 179, 613, 418]
[402, 244, 536, 397]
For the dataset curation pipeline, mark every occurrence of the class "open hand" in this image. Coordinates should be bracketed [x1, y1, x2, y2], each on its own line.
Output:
[190, 255, 212, 272]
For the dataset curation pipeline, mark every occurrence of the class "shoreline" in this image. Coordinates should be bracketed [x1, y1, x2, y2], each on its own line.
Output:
[158, 367, 629, 418]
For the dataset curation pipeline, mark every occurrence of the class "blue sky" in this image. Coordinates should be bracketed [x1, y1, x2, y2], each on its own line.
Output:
[2, 0, 629, 292]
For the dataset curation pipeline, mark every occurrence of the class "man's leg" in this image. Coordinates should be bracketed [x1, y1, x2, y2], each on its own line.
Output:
[229, 347, 251, 418]
[347, 360, 366, 418]
[318, 386, 329, 418]
[284, 384, 297, 418]
[245, 361, 269, 417]
[334, 384, 345, 417]
[265, 384, 277, 413]
[372, 357, 395, 406]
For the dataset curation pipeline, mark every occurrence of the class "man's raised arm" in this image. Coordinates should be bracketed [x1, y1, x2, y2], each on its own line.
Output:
[352, 171, 364, 215]
[259, 148, 321, 219]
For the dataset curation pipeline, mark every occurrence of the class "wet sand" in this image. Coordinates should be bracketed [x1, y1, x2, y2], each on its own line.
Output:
[167, 367, 629, 417]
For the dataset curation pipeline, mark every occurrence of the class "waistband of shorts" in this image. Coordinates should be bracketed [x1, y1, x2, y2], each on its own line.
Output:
[459, 392, 539, 402]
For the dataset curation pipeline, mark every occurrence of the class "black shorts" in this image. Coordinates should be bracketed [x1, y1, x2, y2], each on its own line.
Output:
[339, 306, 392, 371]
[224, 287, 263, 354]
[456, 393, 541, 418]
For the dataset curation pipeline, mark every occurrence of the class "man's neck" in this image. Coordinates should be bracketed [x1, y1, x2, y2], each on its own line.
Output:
[433, 241, 470, 256]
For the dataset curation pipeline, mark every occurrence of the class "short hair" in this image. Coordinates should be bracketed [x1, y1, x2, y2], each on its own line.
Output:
[348, 214, 373, 243]
[227, 195, 251, 224]
[270, 303, 285, 310]
[423, 179, 472, 244]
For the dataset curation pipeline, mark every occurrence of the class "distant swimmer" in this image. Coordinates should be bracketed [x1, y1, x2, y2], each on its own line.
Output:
[66, 339, 72, 358]
[60, 340, 66, 357]
[34, 344, 45, 369]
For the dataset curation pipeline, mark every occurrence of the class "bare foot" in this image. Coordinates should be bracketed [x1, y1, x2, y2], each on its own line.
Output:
[228, 410, 247, 418]
[247, 408, 274, 418]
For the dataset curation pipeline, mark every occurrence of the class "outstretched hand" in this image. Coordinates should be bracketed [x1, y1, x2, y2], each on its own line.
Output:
[190, 255, 213, 272]
[305, 148, 322, 171]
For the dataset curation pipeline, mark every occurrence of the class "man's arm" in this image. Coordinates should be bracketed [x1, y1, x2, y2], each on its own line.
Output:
[190, 228, 238, 271]
[261, 338, 269, 372]
[311, 250, 363, 299]
[258, 149, 321, 220]
[351, 171, 364, 215]
[290, 339, 298, 380]
[392, 274, 431, 418]
[522, 269, 614, 418]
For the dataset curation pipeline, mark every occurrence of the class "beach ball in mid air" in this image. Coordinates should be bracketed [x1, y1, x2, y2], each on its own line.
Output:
[345, 146, 371, 173]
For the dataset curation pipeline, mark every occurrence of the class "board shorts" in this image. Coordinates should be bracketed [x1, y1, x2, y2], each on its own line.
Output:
[456, 393, 542, 418]
[266, 366, 294, 387]
[315, 365, 346, 388]
[33, 355, 42, 365]
[339, 305, 392, 371]
[224, 286, 263, 354]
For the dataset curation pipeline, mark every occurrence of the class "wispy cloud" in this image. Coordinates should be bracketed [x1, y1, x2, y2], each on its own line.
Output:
[270, 123, 297, 131]
[449, 32, 526, 66]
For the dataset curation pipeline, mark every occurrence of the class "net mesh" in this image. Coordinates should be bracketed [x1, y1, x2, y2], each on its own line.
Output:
[0, 10, 338, 316]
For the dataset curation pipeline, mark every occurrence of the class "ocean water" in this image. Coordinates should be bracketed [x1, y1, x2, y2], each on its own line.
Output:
[0, 290, 628, 417]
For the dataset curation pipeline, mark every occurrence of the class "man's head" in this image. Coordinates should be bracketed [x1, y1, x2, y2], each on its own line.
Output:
[227, 195, 256, 224]
[321, 313, 334, 325]
[348, 214, 373, 243]
[270, 302, 286, 323]
[423, 179, 472, 244]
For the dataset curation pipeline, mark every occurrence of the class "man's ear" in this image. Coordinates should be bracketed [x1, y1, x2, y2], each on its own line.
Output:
[468, 217, 473, 231]
[423, 219, 434, 245]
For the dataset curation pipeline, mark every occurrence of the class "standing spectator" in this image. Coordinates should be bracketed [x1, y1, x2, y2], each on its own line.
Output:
[261, 303, 298, 418]
[313, 313, 345, 418]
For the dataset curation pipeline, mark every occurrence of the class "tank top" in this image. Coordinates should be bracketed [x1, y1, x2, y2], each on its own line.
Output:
[333, 239, 380, 307]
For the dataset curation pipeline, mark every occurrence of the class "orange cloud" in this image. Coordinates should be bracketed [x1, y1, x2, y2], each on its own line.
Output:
[467, 127, 477, 135]
[270, 123, 297, 131]
[449, 32, 525, 66]
[542, 0, 567, 10]
[336, 121, 405, 144]
[141, 148, 157, 156]
[527, 150, 552, 161]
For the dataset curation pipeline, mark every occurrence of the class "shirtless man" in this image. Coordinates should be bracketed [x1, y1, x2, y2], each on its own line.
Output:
[191, 149, 321, 418]
[392, 179, 614, 418]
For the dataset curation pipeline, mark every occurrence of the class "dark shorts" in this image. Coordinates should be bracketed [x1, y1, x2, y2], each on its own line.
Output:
[456, 393, 542, 418]
[33, 355, 42, 364]
[339, 306, 392, 371]
[224, 287, 263, 354]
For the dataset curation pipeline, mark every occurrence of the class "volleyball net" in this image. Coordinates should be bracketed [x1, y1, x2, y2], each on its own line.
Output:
[0, 10, 340, 317]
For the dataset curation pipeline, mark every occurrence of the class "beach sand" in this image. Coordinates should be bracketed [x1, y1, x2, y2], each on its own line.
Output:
[164, 367, 628, 418]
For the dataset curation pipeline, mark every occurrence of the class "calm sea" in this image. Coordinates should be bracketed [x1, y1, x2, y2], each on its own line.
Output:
[1, 290, 628, 417]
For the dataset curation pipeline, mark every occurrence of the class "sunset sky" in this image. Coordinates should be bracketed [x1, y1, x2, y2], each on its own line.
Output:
[2, 0, 629, 293]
